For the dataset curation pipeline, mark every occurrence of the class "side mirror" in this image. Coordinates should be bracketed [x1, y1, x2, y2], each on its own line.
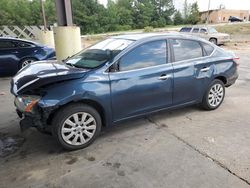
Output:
[109, 62, 119, 72]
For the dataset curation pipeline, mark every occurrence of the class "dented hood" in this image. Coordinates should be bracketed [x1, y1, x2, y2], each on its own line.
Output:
[11, 60, 88, 95]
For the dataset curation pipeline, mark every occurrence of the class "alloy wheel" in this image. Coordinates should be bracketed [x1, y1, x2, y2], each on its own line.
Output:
[208, 83, 224, 107]
[21, 59, 35, 68]
[61, 112, 97, 146]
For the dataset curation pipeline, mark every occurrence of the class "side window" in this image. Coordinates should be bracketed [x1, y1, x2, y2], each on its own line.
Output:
[180, 27, 192, 32]
[192, 28, 199, 33]
[0, 41, 16, 49]
[171, 39, 203, 62]
[202, 42, 214, 56]
[19, 42, 33, 48]
[119, 40, 167, 71]
[200, 29, 207, 33]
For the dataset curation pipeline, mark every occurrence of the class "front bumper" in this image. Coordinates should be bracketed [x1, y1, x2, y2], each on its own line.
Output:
[15, 104, 54, 132]
[16, 108, 45, 131]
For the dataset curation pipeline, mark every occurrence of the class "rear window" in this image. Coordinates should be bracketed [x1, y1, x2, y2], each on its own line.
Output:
[180, 27, 192, 32]
[202, 43, 214, 56]
[200, 29, 207, 33]
[171, 39, 203, 62]
[192, 28, 199, 33]
[0, 41, 16, 49]
[19, 42, 33, 48]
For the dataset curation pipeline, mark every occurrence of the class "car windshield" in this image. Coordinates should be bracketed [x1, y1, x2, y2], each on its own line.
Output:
[208, 27, 218, 33]
[65, 38, 134, 69]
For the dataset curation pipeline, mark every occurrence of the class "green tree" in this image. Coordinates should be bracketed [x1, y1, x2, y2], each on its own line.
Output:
[173, 10, 183, 25]
[44, 0, 57, 26]
[116, 0, 133, 30]
[0, 0, 180, 34]
[105, 0, 120, 31]
[153, 0, 175, 26]
[133, 0, 154, 29]
[187, 2, 200, 24]
[72, 0, 107, 34]
[0, 0, 56, 26]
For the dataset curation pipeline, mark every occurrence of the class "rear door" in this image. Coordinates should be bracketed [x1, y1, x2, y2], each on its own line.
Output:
[170, 39, 206, 105]
[109, 40, 173, 121]
[15, 41, 37, 58]
[199, 28, 210, 40]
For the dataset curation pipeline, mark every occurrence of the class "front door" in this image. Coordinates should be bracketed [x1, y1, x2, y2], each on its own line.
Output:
[109, 40, 173, 122]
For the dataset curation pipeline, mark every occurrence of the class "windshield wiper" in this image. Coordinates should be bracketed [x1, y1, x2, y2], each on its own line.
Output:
[65, 62, 76, 67]
[65, 62, 91, 69]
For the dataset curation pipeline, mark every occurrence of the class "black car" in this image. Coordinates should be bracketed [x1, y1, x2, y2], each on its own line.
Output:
[228, 16, 243, 22]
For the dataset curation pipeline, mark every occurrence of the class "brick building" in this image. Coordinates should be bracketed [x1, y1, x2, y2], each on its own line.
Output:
[200, 9, 250, 23]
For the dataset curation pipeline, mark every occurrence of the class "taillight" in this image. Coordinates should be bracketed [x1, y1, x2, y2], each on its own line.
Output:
[233, 57, 240, 67]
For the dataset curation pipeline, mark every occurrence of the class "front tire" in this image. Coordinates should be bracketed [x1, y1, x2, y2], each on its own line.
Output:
[201, 79, 225, 110]
[52, 104, 102, 150]
[19, 58, 37, 69]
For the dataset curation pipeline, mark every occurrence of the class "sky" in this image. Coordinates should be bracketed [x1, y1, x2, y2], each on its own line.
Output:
[98, 0, 250, 12]
[173, 0, 250, 12]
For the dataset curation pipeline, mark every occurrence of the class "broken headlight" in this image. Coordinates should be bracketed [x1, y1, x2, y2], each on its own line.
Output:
[15, 95, 41, 113]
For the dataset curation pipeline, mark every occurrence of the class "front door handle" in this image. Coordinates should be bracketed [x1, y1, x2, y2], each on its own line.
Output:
[158, 74, 170, 80]
[200, 67, 210, 72]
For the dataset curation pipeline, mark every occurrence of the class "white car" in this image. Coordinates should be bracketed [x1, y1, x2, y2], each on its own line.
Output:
[180, 26, 230, 45]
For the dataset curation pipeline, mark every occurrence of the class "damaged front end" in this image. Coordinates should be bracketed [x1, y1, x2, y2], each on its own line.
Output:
[14, 94, 55, 133]
[14, 95, 57, 133]
[10, 61, 87, 133]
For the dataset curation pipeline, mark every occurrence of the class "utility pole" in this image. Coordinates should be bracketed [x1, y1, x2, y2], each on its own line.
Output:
[55, 0, 73, 26]
[40, 0, 47, 30]
[38, 0, 54, 48]
[206, 0, 211, 24]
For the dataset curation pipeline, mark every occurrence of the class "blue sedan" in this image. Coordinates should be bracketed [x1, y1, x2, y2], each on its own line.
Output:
[11, 33, 239, 150]
[0, 37, 55, 76]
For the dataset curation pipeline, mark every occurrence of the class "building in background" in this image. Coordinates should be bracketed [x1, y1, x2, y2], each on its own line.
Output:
[200, 9, 250, 23]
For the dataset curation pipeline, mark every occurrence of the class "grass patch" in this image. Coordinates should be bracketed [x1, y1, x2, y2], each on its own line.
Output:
[215, 23, 250, 35]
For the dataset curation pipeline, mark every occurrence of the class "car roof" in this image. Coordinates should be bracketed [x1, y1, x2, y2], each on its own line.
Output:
[181, 25, 215, 29]
[111, 33, 171, 41]
[111, 32, 209, 43]
[0, 37, 39, 45]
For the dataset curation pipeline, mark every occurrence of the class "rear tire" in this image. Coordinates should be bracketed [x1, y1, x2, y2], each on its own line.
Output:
[52, 104, 102, 150]
[201, 79, 225, 110]
[209, 38, 217, 45]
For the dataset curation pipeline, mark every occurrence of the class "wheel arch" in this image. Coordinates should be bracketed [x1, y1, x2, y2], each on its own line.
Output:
[209, 37, 217, 42]
[18, 56, 39, 69]
[214, 75, 227, 85]
[47, 99, 107, 127]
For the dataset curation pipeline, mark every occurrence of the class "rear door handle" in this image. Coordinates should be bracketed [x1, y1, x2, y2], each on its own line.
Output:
[158, 74, 170, 80]
[200, 67, 210, 72]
